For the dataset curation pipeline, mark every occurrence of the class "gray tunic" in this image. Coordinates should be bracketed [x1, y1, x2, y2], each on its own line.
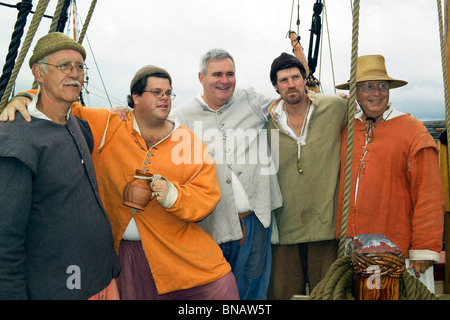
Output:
[171, 87, 283, 244]
[0, 113, 121, 299]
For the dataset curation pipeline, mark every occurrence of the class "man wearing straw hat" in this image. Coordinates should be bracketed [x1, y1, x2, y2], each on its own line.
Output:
[335, 54, 445, 292]
[0, 32, 121, 299]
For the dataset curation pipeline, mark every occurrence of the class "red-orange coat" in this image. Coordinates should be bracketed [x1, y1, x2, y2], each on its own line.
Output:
[70, 104, 230, 295]
[336, 114, 445, 258]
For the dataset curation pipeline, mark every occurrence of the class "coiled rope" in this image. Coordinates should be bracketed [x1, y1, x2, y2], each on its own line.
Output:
[309, 257, 355, 300]
[309, 257, 438, 300]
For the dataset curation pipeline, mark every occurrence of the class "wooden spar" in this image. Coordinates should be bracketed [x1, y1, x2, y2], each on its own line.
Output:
[445, 0, 450, 295]
[72, 0, 77, 40]
[288, 31, 310, 75]
[288, 31, 320, 92]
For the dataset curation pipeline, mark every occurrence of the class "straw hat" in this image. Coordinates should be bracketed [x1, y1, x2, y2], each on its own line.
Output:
[335, 55, 407, 90]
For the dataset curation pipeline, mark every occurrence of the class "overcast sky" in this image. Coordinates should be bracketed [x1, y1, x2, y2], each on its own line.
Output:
[0, 0, 446, 120]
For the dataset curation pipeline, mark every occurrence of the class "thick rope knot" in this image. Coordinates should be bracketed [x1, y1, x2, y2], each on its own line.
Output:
[16, 1, 33, 12]
[351, 252, 406, 278]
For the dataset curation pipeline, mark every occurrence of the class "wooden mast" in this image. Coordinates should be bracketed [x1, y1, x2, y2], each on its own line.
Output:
[72, 0, 77, 40]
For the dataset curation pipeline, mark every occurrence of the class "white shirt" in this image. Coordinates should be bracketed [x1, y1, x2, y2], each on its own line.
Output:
[28, 91, 71, 121]
[273, 99, 314, 142]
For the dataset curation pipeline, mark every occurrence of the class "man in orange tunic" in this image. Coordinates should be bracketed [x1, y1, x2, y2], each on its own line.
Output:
[335, 55, 445, 293]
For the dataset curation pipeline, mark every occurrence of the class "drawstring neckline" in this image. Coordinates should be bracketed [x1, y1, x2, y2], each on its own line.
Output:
[284, 102, 311, 174]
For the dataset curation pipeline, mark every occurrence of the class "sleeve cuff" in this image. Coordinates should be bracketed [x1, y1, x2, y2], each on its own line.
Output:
[158, 179, 178, 208]
[150, 175, 178, 209]
[408, 249, 441, 263]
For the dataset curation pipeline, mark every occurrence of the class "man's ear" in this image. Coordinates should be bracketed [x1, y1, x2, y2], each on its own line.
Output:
[132, 93, 140, 106]
[32, 64, 44, 83]
[198, 72, 204, 85]
[274, 85, 280, 95]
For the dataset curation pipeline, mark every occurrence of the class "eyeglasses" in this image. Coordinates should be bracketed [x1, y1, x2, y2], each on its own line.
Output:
[357, 81, 390, 93]
[40, 62, 88, 74]
[143, 89, 176, 100]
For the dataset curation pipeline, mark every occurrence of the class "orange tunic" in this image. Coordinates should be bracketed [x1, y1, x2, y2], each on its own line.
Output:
[336, 114, 445, 258]
[69, 104, 230, 295]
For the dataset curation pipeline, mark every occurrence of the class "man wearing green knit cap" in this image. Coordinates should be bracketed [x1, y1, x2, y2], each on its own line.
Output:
[28, 31, 86, 68]
[0, 32, 121, 299]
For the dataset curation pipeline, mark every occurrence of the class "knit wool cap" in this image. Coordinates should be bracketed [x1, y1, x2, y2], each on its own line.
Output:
[130, 65, 172, 92]
[335, 55, 408, 90]
[29, 32, 86, 68]
[270, 52, 307, 86]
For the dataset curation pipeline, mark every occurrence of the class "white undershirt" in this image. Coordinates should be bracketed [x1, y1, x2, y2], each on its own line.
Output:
[273, 99, 314, 142]
[28, 91, 71, 121]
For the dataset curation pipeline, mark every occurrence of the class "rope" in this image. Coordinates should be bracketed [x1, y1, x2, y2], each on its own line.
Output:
[0, 0, 50, 113]
[75, 0, 98, 107]
[55, 0, 71, 33]
[309, 256, 439, 300]
[437, 0, 450, 164]
[0, 0, 33, 100]
[322, 0, 337, 94]
[77, 1, 114, 108]
[287, 0, 300, 38]
[338, 0, 360, 258]
[400, 272, 439, 300]
[77, 0, 97, 45]
[309, 257, 354, 300]
[48, 0, 67, 32]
